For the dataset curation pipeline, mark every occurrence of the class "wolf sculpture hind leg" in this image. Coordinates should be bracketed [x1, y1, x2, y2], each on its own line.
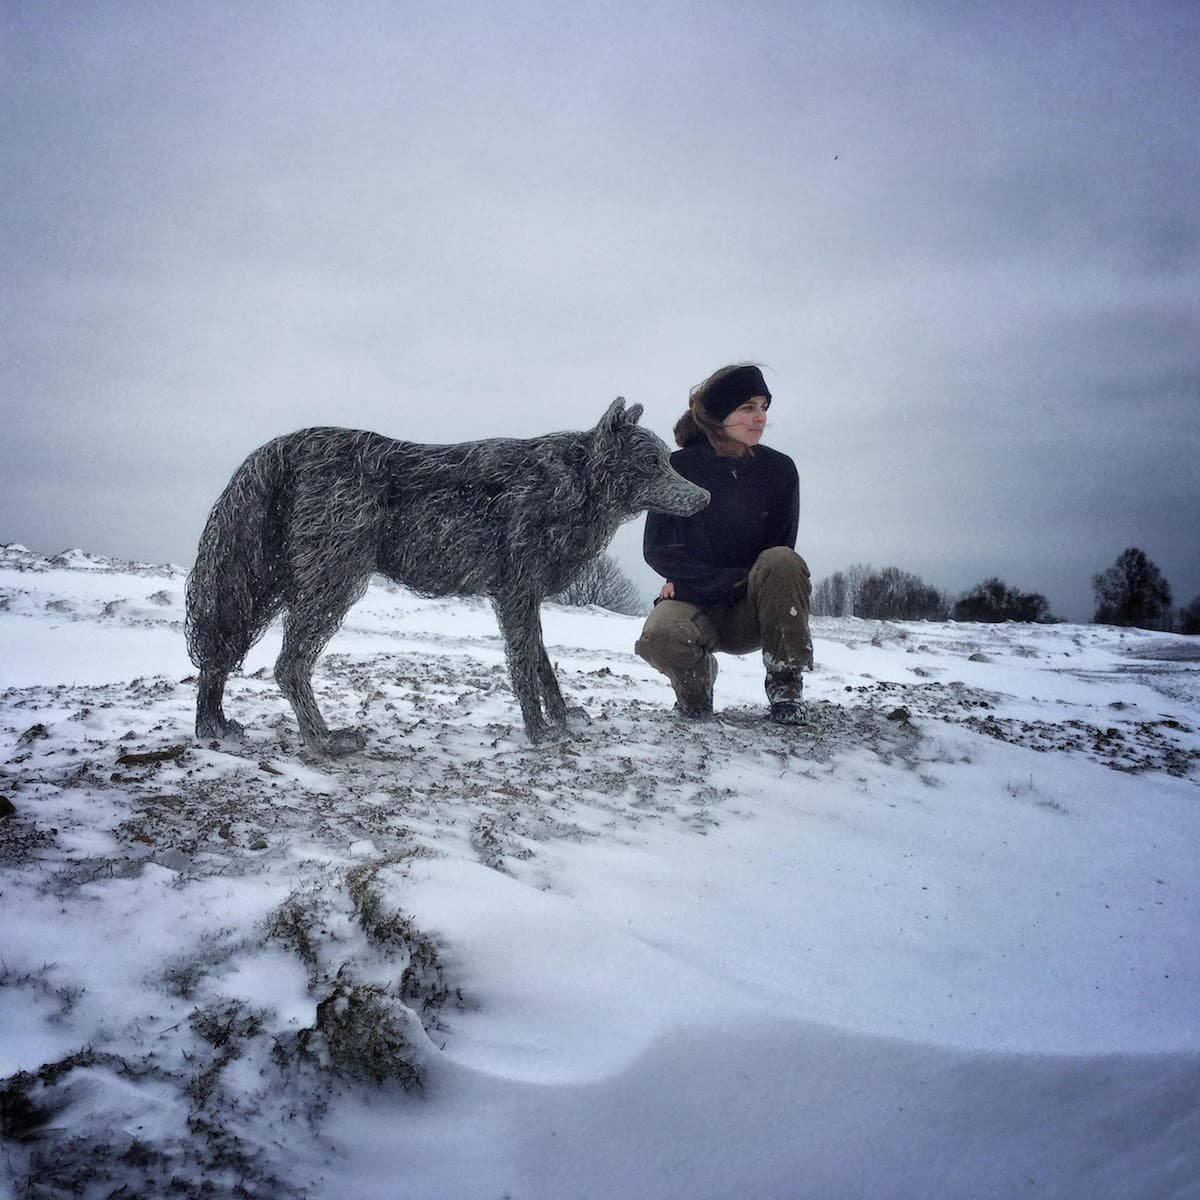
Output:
[188, 579, 274, 744]
[190, 587, 285, 742]
[274, 576, 371, 755]
[195, 668, 244, 740]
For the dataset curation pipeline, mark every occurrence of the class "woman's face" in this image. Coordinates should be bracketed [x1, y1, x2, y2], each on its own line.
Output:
[721, 396, 770, 449]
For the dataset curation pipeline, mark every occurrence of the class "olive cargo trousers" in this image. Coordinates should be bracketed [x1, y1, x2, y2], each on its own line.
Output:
[635, 546, 813, 714]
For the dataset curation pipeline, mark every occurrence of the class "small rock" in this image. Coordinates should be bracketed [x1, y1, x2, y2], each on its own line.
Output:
[117, 745, 187, 766]
[249, 837, 268, 851]
[0, 796, 15, 819]
[153, 849, 192, 873]
[968, 652, 991, 663]
[887, 707, 911, 723]
[18, 724, 49, 745]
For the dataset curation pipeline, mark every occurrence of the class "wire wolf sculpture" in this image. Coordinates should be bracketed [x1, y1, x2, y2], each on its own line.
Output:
[185, 399, 709, 752]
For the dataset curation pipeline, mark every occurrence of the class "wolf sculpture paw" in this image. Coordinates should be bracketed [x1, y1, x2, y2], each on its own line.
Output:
[312, 727, 368, 757]
[523, 713, 571, 746]
[196, 715, 245, 742]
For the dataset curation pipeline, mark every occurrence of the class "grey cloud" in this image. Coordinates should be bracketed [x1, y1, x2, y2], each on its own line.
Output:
[3, 0, 1198, 623]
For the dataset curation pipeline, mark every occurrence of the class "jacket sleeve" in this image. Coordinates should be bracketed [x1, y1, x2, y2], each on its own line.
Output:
[769, 456, 800, 550]
[643, 512, 749, 608]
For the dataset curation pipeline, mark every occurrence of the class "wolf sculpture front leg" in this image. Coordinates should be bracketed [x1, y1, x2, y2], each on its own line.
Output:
[492, 591, 565, 742]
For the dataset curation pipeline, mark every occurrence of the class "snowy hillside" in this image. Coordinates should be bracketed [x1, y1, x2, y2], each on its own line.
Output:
[2, 543, 1198, 1200]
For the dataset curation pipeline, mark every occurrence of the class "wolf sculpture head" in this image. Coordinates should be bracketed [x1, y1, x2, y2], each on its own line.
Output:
[591, 397, 710, 519]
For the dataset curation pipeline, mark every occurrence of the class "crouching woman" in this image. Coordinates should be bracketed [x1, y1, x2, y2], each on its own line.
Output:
[635, 363, 813, 724]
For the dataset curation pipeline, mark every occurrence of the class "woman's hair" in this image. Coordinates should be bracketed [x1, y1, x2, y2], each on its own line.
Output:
[673, 363, 771, 456]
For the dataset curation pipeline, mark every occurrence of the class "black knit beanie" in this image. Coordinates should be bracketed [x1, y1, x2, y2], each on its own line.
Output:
[698, 365, 772, 421]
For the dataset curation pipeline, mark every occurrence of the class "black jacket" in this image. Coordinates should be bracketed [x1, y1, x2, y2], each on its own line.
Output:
[643, 441, 799, 608]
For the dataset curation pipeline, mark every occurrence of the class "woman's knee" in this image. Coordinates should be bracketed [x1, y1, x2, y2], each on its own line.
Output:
[752, 547, 810, 585]
[635, 604, 711, 671]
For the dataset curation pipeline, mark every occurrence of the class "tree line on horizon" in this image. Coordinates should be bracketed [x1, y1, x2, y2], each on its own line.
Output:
[810, 547, 1198, 633]
[556, 548, 1198, 634]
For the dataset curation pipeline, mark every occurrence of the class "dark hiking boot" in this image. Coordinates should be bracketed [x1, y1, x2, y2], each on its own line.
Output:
[769, 700, 806, 725]
[674, 656, 719, 719]
[765, 665, 803, 702]
[765, 664, 804, 725]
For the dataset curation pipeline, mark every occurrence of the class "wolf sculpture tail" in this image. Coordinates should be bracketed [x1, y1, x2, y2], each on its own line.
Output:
[185, 439, 289, 673]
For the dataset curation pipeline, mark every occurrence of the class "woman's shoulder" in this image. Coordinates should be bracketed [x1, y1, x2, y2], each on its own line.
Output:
[669, 441, 716, 473]
[755, 443, 798, 476]
[671, 438, 712, 461]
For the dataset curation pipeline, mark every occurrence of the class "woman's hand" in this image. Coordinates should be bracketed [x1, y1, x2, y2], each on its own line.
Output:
[659, 581, 675, 600]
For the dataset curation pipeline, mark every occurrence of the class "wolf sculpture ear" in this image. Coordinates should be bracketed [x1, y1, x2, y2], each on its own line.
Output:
[597, 397, 644, 436]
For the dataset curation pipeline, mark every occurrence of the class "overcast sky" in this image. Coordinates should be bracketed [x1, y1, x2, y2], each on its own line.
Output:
[4, 1, 1197, 621]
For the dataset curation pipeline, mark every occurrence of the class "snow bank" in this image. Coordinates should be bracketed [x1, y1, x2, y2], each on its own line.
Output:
[2, 548, 1198, 1198]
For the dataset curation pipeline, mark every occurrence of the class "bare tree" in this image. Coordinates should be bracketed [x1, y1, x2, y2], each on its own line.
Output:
[845, 562, 874, 615]
[812, 570, 850, 617]
[853, 566, 948, 621]
[815, 562, 948, 620]
[1092, 547, 1173, 630]
[552, 554, 644, 616]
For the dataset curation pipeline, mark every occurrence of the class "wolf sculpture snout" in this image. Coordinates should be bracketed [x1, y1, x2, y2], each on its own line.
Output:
[653, 475, 710, 518]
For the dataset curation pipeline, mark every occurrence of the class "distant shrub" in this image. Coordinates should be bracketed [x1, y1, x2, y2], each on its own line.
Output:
[954, 577, 1052, 623]
[553, 553, 643, 616]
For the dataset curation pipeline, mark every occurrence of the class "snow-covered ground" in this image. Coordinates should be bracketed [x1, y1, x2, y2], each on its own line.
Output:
[2, 542, 1198, 1199]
